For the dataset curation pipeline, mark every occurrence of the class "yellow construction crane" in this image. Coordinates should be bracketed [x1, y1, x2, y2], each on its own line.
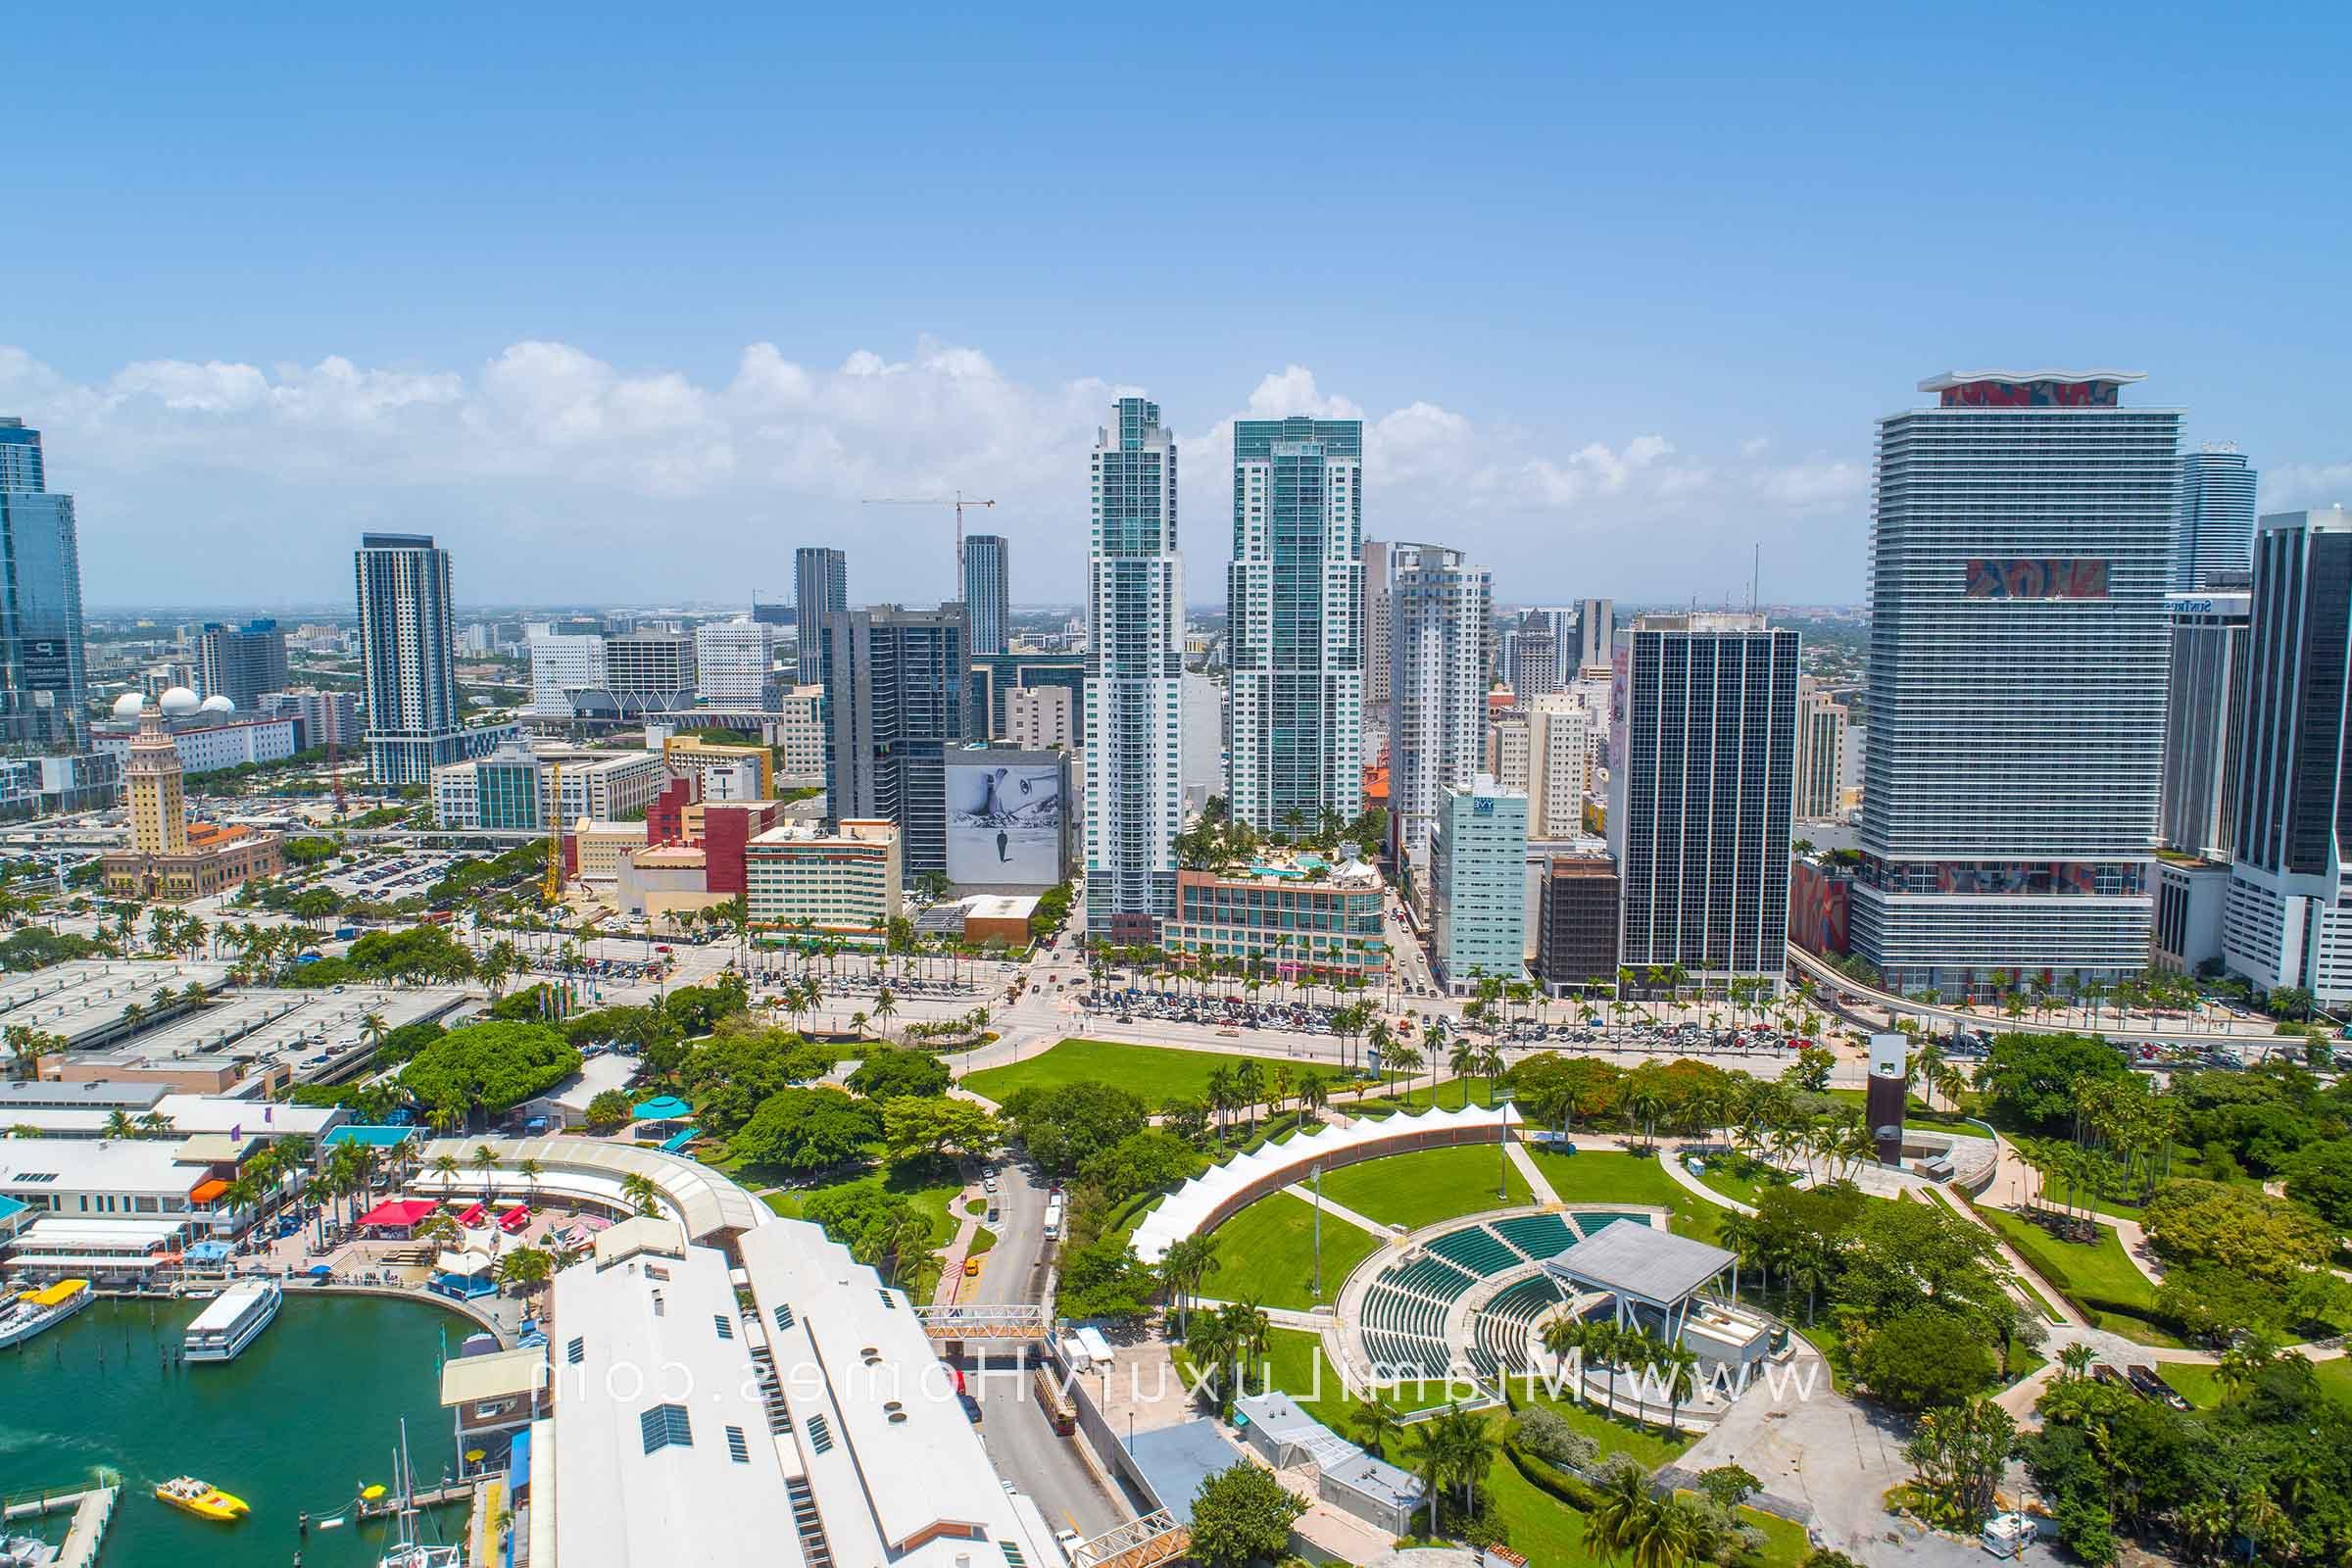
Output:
[544, 760, 564, 905]
[860, 492, 997, 588]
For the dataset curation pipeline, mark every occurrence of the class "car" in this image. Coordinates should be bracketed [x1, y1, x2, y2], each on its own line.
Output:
[963, 1257, 982, 1277]
[1054, 1527, 1087, 1563]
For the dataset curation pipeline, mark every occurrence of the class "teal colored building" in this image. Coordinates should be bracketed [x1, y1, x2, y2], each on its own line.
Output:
[1432, 775, 1528, 994]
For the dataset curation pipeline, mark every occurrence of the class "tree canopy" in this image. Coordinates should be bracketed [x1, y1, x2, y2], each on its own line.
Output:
[1973, 1032, 2131, 1133]
[399, 1021, 580, 1114]
[1002, 1080, 1149, 1175]
[728, 1087, 879, 1173]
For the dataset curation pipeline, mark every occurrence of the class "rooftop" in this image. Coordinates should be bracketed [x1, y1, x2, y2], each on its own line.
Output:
[1545, 1221, 1737, 1305]
[1918, 368, 2146, 391]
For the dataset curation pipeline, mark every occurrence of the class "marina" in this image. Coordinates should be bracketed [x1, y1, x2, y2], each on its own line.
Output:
[0, 1280, 91, 1351]
[180, 1278, 281, 1362]
[0, 1293, 472, 1568]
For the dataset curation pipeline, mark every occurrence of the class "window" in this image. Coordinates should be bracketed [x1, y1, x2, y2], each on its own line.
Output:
[713, 1313, 734, 1340]
[773, 1302, 795, 1330]
[724, 1425, 750, 1463]
[806, 1412, 834, 1453]
[639, 1402, 693, 1454]
[565, 1336, 585, 1365]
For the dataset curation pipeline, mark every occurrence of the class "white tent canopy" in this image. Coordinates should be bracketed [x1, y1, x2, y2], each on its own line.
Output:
[1132, 1102, 1520, 1261]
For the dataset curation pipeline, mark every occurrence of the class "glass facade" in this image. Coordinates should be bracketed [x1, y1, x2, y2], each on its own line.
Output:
[355, 533, 464, 783]
[1388, 545, 1491, 858]
[962, 534, 1009, 658]
[0, 493, 87, 751]
[820, 607, 965, 880]
[1432, 780, 1529, 992]
[794, 548, 848, 684]
[2176, 446, 2258, 592]
[1169, 866, 1385, 977]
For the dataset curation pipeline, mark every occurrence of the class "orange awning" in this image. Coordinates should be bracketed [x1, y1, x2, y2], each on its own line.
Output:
[189, 1178, 231, 1203]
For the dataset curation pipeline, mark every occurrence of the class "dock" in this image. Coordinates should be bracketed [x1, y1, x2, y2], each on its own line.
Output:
[357, 1479, 473, 1518]
[1, 1483, 120, 1568]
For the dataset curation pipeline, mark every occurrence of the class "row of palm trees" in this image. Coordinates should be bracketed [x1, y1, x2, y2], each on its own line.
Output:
[1538, 1314, 1703, 1434]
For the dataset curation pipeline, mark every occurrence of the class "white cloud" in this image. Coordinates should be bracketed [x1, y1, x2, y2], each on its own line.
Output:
[2265, 462, 2352, 512]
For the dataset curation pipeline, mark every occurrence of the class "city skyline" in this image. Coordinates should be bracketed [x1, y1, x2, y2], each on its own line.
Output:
[6, 9, 2345, 609]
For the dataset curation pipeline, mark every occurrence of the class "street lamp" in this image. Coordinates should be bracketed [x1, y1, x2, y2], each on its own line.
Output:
[1494, 1084, 1516, 1200]
[1309, 1161, 1324, 1298]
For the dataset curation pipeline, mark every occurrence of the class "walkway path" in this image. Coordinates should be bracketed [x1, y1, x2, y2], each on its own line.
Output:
[1279, 1182, 1392, 1240]
[1508, 1140, 1560, 1205]
[1657, 1147, 1755, 1215]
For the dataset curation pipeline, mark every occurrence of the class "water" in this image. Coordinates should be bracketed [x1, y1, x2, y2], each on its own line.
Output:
[0, 1293, 473, 1568]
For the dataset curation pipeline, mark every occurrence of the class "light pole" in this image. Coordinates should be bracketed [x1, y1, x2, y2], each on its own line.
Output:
[1495, 1085, 1516, 1200]
[1309, 1160, 1324, 1299]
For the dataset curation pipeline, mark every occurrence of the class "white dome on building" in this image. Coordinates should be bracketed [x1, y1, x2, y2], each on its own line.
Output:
[111, 692, 145, 719]
[198, 693, 235, 714]
[160, 686, 201, 717]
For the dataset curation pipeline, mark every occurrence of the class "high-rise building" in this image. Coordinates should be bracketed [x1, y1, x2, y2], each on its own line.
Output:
[194, 619, 289, 712]
[1793, 677, 1850, 821]
[0, 417, 87, 752]
[1574, 598, 1614, 671]
[750, 594, 793, 627]
[1226, 416, 1363, 837]
[1850, 370, 2178, 997]
[1432, 775, 1529, 992]
[256, 689, 359, 752]
[2226, 509, 2352, 1001]
[1388, 544, 1491, 858]
[694, 619, 779, 705]
[1609, 612, 1799, 992]
[2176, 444, 2259, 592]
[2161, 589, 2252, 860]
[99, 693, 282, 899]
[1006, 683, 1073, 752]
[1486, 698, 1588, 840]
[820, 605, 966, 882]
[1536, 854, 1621, 997]
[1085, 397, 1185, 939]
[1504, 614, 1562, 700]
[605, 632, 697, 702]
[528, 632, 609, 717]
[354, 532, 463, 783]
[794, 547, 848, 684]
[1362, 539, 1394, 713]
[962, 534, 1010, 658]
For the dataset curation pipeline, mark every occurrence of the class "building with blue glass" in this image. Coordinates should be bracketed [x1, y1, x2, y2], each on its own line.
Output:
[1432, 776, 1529, 993]
[0, 417, 87, 751]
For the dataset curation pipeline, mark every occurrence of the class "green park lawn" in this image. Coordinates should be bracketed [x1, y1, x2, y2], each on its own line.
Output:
[1352, 1074, 1501, 1113]
[1974, 1204, 2181, 1347]
[959, 1037, 1302, 1110]
[1690, 1152, 1795, 1208]
[760, 1163, 965, 1247]
[1525, 1147, 1721, 1244]
[1201, 1187, 1382, 1311]
[1315, 1143, 1533, 1231]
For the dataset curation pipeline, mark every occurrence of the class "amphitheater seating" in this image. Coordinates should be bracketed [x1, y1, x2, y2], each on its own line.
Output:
[1427, 1225, 1520, 1278]
[1386, 1254, 1480, 1303]
[1467, 1274, 1567, 1379]
[1490, 1212, 1575, 1261]
[1569, 1210, 1643, 1241]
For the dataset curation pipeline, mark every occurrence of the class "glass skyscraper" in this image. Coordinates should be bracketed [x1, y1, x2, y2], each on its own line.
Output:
[1851, 370, 2180, 997]
[2225, 509, 2352, 1001]
[962, 533, 1009, 657]
[1387, 544, 1491, 859]
[355, 532, 464, 783]
[1607, 613, 1799, 990]
[820, 605, 966, 882]
[2159, 590, 2251, 860]
[2176, 444, 2259, 592]
[1225, 416, 1363, 838]
[795, 547, 848, 684]
[0, 417, 87, 752]
[1085, 397, 1185, 939]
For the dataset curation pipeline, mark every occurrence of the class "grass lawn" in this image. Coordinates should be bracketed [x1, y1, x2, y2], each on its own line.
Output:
[2159, 1362, 2223, 1408]
[1691, 1152, 1795, 1208]
[1201, 1188, 1382, 1310]
[1316, 1143, 1533, 1231]
[758, 1163, 965, 1246]
[1518, 1386, 1696, 1469]
[1526, 1147, 1720, 1244]
[1351, 1075, 1500, 1112]
[1974, 1204, 2183, 1347]
[959, 1037, 1299, 1109]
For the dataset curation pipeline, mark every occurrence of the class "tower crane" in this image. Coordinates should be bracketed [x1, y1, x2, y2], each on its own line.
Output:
[859, 492, 997, 591]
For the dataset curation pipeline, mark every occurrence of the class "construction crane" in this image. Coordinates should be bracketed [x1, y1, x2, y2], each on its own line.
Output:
[860, 492, 996, 590]
[544, 760, 564, 905]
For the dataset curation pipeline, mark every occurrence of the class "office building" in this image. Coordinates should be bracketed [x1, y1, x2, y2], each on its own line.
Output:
[355, 532, 463, 783]
[193, 619, 287, 712]
[1490, 695, 1588, 841]
[528, 633, 609, 717]
[745, 818, 902, 937]
[771, 683, 825, 782]
[93, 705, 298, 774]
[2155, 857, 2231, 976]
[1431, 775, 1529, 992]
[750, 593, 792, 627]
[604, 632, 696, 703]
[2160, 590, 2252, 859]
[821, 605, 965, 882]
[1388, 543, 1492, 858]
[1610, 612, 1799, 992]
[98, 694, 282, 900]
[962, 533, 1009, 657]
[1504, 614, 1561, 700]
[1536, 854, 1621, 996]
[693, 619, 778, 705]
[968, 651, 1086, 747]
[2226, 509, 2352, 1000]
[1793, 677, 1850, 821]
[1362, 538, 1394, 713]
[1085, 397, 1185, 940]
[2176, 444, 2259, 592]
[1226, 416, 1362, 838]
[794, 546, 848, 683]
[1575, 598, 1614, 671]
[431, 746, 665, 831]
[1168, 851, 1386, 981]
[661, 733, 774, 802]
[1849, 370, 2178, 996]
[1006, 683, 1073, 751]
[0, 418, 87, 751]
[944, 745, 1070, 892]
[256, 689, 359, 752]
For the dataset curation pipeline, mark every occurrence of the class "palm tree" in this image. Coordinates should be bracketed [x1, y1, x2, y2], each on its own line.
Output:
[1387, 1039, 1423, 1101]
[1404, 1415, 1451, 1539]
[1350, 1398, 1402, 1460]
[517, 1158, 543, 1206]
[1587, 1454, 1654, 1565]
[1446, 1036, 1480, 1108]
[871, 986, 899, 1039]
[2057, 1343, 2097, 1383]
[2216, 1332, 2278, 1402]
[1298, 1072, 1329, 1131]
[471, 1144, 503, 1203]
[619, 1171, 663, 1217]
[1158, 1234, 1219, 1340]
[103, 1109, 136, 1141]
[360, 1011, 389, 1054]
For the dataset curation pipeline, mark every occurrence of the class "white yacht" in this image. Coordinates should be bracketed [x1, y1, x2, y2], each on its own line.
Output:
[0, 1279, 91, 1351]
[182, 1277, 282, 1362]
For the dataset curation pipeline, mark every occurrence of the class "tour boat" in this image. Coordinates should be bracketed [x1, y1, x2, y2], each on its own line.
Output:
[0, 1279, 91, 1350]
[181, 1277, 282, 1362]
[153, 1476, 250, 1522]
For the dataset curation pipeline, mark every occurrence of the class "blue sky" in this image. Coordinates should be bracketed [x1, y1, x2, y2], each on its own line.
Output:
[5, 2, 2347, 609]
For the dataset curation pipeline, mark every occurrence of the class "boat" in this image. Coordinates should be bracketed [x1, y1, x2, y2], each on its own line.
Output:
[0, 1279, 92, 1350]
[378, 1419, 461, 1568]
[1, 1533, 60, 1567]
[181, 1277, 282, 1362]
[153, 1476, 250, 1522]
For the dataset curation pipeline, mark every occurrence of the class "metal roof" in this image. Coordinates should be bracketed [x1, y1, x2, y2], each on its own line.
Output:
[1545, 1222, 1736, 1305]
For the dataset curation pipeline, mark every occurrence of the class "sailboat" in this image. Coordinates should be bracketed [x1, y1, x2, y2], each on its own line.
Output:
[378, 1419, 462, 1568]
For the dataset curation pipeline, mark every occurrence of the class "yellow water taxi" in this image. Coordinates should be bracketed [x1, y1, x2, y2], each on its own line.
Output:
[154, 1476, 249, 1522]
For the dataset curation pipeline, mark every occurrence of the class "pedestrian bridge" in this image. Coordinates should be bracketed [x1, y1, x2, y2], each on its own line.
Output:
[1074, 1510, 1187, 1568]
[912, 1302, 1051, 1340]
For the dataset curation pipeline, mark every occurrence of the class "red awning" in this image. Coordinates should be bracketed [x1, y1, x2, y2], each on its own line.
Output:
[498, 1204, 531, 1234]
[359, 1199, 439, 1228]
[188, 1178, 231, 1204]
[452, 1202, 487, 1228]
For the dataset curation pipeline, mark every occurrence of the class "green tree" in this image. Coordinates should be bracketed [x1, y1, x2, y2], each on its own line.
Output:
[727, 1087, 881, 1173]
[880, 1097, 1002, 1164]
[1848, 1306, 1998, 1411]
[1185, 1459, 1307, 1568]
